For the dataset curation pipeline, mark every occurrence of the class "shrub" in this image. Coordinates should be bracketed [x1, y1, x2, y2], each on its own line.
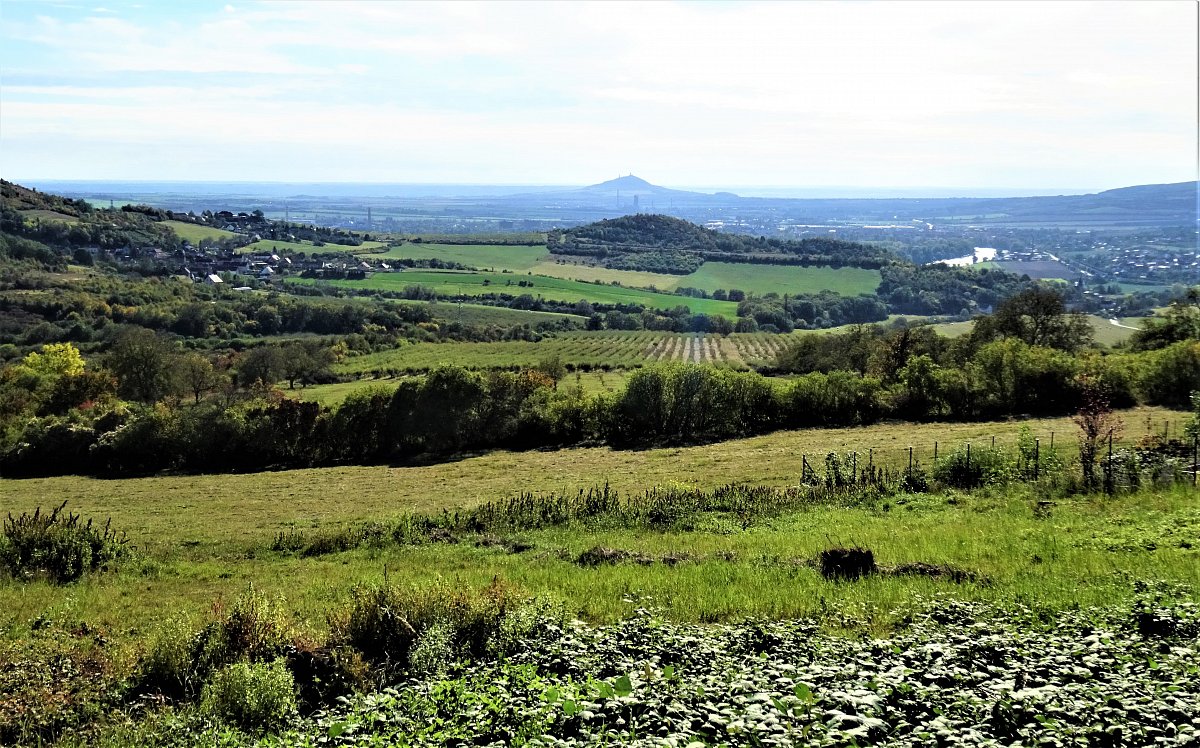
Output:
[330, 578, 527, 677]
[0, 502, 130, 583]
[200, 659, 297, 733]
[138, 587, 293, 700]
[933, 445, 1013, 488]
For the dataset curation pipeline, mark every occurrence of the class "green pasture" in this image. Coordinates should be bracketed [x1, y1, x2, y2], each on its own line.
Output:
[160, 220, 238, 243]
[289, 271, 740, 317]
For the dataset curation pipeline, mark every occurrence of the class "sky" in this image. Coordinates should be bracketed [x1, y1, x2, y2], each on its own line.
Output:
[0, 0, 1196, 192]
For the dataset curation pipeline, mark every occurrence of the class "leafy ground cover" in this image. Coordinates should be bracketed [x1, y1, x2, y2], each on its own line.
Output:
[248, 593, 1200, 747]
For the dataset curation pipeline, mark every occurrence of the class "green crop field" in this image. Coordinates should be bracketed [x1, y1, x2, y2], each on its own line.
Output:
[331, 331, 805, 374]
[161, 220, 238, 243]
[356, 243, 549, 272]
[290, 271, 740, 317]
[328, 326, 936, 376]
[677, 262, 882, 296]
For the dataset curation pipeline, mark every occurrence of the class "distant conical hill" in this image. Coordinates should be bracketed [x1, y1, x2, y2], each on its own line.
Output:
[571, 175, 696, 195]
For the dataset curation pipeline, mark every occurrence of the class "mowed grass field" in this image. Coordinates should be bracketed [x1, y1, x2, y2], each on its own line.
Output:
[0, 406, 1190, 631]
[678, 262, 882, 296]
[160, 220, 238, 243]
[290, 271, 740, 317]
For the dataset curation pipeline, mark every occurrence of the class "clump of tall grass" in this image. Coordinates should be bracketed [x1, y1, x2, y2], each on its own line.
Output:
[329, 578, 563, 682]
[137, 587, 294, 701]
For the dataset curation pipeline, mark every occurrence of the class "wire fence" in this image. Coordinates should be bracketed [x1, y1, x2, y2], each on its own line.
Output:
[795, 420, 1198, 494]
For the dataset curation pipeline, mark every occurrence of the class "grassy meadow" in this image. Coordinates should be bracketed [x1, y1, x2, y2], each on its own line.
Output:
[160, 220, 238, 243]
[2, 405, 1183, 555]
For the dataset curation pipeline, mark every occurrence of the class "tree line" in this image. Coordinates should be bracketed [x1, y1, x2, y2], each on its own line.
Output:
[2, 317, 1196, 477]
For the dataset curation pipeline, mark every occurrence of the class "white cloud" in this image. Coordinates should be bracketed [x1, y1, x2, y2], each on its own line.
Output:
[0, 0, 1194, 186]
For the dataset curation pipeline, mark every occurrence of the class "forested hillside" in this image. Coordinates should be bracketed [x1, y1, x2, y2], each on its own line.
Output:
[549, 214, 896, 274]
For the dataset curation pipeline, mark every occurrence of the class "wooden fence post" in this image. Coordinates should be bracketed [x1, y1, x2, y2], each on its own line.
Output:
[1034, 438, 1040, 481]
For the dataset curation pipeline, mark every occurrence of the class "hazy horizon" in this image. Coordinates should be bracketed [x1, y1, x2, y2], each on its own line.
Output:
[9, 176, 1166, 202]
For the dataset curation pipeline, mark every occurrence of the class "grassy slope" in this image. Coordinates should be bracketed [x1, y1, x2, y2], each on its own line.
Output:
[18, 209, 79, 224]
[677, 262, 882, 296]
[160, 220, 238, 243]
[0, 406, 1191, 631]
[290, 271, 740, 317]
[2, 406, 1181, 550]
[357, 243, 548, 272]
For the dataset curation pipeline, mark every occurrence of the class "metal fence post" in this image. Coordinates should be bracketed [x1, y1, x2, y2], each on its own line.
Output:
[1105, 429, 1114, 495]
[907, 446, 913, 476]
[1193, 435, 1198, 487]
[1034, 438, 1040, 481]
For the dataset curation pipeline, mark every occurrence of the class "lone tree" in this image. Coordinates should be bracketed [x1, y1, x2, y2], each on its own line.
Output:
[974, 287, 1093, 352]
[1074, 374, 1122, 492]
[107, 328, 177, 404]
